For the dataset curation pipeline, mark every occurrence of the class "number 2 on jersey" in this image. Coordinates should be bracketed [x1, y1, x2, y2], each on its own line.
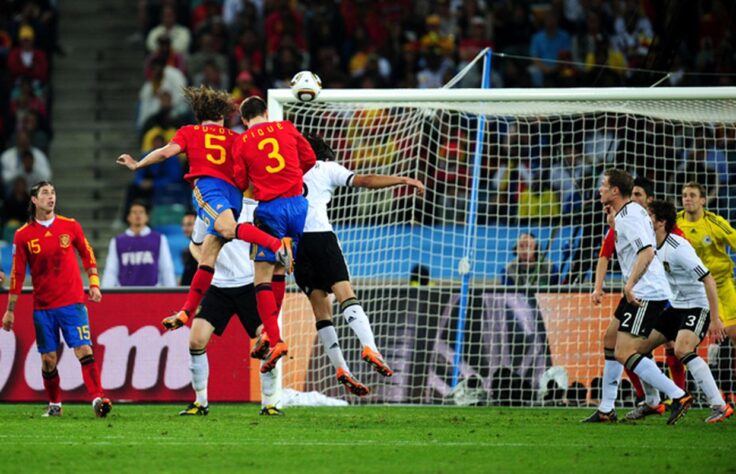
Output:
[258, 138, 285, 174]
[204, 134, 226, 164]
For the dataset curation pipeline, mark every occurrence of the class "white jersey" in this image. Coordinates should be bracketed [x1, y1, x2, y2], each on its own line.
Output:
[302, 161, 354, 233]
[656, 233, 710, 309]
[192, 198, 256, 288]
[614, 202, 672, 300]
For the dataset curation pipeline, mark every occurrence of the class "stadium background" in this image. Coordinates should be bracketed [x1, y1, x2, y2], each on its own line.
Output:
[0, 0, 735, 406]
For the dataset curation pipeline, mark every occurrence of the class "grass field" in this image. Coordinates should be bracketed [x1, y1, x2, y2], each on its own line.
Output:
[2, 404, 734, 473]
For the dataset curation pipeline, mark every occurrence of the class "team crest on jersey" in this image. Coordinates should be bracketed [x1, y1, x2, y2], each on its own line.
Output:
[703, 235, 712, 246]
[663, 262, 671, 273]
[59, 234, 71, 248]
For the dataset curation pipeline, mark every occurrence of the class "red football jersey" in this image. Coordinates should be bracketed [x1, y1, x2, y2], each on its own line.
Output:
[599, 223, 685, 258]
[232, 120, 316, 201]
[170, 124, 244, 190]
[10, 216, 97, 310]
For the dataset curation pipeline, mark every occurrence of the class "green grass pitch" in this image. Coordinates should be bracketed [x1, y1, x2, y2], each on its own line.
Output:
[2, 404, 734, 473]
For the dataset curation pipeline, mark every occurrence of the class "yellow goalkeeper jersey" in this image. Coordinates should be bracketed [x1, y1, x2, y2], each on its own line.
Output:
[676, 210, 736, 284]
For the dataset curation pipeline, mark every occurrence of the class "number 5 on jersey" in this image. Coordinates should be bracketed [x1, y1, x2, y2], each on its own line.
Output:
[258, 138, 285, 174]
[205, 134, 226, 164]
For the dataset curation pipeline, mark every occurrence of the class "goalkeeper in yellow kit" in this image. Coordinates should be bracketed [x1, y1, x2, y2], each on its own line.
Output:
[677, 182, 736, 400]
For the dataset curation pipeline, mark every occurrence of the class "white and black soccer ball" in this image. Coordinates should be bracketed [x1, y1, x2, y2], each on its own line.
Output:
[290, 70, 322, 102]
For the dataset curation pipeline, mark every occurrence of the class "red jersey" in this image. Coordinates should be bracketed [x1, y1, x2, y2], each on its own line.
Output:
[233, 120, 316, 201]
[599, 224, 685, 258]
[10, 216, 97, 310]
[170, 124, 244, 190]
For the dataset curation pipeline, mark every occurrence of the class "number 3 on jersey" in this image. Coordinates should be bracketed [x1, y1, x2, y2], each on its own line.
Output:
[205, 134, 226, 164]
[258, 138, 285, 174]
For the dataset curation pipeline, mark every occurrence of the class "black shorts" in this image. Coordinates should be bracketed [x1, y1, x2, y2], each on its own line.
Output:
[654, 307, 711, 342]
[614, 297, 669, 338]
[294, 231, 350, 296]
[195, 285, 260, 338]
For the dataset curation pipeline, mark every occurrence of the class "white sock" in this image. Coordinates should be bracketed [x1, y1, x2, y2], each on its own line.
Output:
[189, 350, 209, 406]
[50, 402, 62, 407]
[600, 358, 623, 412]
[317, 321, 349, 372]
[260, 359, 280, 408]
[341, 299, 377, 352]
[686, 355, 725, 407]
[631, 356, 686, 400]
[642, 380, 661, 406]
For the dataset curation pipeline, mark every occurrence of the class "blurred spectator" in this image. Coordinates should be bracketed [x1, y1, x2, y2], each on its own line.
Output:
[264, 0, 305, 55]
[231, 70, 262, 104]
[612, 0, 653, 69]
[416, 50, 453, 88]
[188, 33, 228, 81]
[191, 0, 222, 32]
[1, 130, 50, 187]
[146, 5, 191, 54]
[584, 115, 620, 165]
[124, 134, 184, 211]
[179, 210, 197, 286]
[137, 59, 187, 130]
[501, 233, 558, 286]
[548, 140, 596, 214]
[420, 14, 454, 56]
[140, 90, 188, 148]
[9, 78, 47, 122]
[673, 134, 721, 203]
[583, 35, 627, 86]
[144, 35, 187, 79]
[193, 59, 228, 89]
[456, 16, 494, 87]
[516, 171, 561, 220]
[2, 176, 29, 226]
[528, 11, 572, 87]
[233, 29, 264, 81]
[409, 263, 432, 287]
[102, 201, 176, 288]
[7, 25, 48, 84]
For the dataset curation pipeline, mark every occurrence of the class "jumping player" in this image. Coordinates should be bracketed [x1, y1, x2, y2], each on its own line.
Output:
[233, 96, 316, 373]
[116, 86, 291, 331]
[291, 133, 424, 395]
[1, 181, 111, 417]
[178, 197, 283, 416]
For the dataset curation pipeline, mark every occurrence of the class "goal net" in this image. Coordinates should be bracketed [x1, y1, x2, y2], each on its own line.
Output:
[270, 87, 736, 406]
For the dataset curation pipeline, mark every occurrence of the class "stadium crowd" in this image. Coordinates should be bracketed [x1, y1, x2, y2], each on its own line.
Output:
[0, 0, 59, 238]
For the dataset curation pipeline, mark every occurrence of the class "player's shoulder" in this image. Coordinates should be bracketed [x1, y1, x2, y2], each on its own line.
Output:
[56, 215, 77, 223]
[704, 211, 734, 234]
[13, 222, 31, 238]
[676, 209, 686, 220]
[665, 233, 688, 249]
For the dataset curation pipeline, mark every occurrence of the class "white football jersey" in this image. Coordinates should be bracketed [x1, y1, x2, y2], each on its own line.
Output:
[656, 233, 710, 309]
[302, 161, 354, 233]
[192, 198, 256, 288]
[614, 202, 672, 300]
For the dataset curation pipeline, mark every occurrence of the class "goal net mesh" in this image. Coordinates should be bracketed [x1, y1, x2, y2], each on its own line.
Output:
[278, 93, 736, 406]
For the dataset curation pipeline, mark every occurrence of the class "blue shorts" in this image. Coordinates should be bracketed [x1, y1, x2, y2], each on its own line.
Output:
[253, 195, 308, 263]
[192, 177, 243, 237]
[33, 304, 92, 354]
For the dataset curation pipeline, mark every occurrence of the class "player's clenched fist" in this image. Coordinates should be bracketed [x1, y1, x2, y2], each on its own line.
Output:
[2, 310, 13, 331]
[116, 154, 138, 170]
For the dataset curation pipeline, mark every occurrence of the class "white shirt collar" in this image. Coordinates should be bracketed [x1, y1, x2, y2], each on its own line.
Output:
[35, 216, 55, 227]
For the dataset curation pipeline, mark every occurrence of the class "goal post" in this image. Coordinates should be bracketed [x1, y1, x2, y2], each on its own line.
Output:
[269, 86, 736, 406]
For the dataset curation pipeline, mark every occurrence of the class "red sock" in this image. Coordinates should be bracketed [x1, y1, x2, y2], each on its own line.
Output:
[256, 283, 281, 342]
[236, 223, 281, 252]
[182, 266, 214, 315]
[80, 355, 103, 399]
[665, 348, 686, 389]
[272, 274, 286, 311]
[625, 367, 645, 400]
[42, 368, 61, 403]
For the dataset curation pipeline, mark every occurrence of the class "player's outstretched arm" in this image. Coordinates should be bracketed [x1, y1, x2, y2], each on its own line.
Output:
[702, 273, 725, 342]
[591, 255, 609, 305]
[117, 142, 182, 171]
[353, 175, 425, 195]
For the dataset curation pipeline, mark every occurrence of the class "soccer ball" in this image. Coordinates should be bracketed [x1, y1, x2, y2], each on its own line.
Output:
[290, 71, 322, 102]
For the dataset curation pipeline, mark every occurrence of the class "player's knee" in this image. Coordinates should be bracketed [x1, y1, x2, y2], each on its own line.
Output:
[189, 336, 208, 351]
[40, 353, 57, 370]
[614, 346, 633, 365]
[673, 343, 692, 361]
[74, 345, 93, 359]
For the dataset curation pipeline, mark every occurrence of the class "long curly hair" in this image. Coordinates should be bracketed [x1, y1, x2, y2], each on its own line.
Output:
[183, 85, 234, 123]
